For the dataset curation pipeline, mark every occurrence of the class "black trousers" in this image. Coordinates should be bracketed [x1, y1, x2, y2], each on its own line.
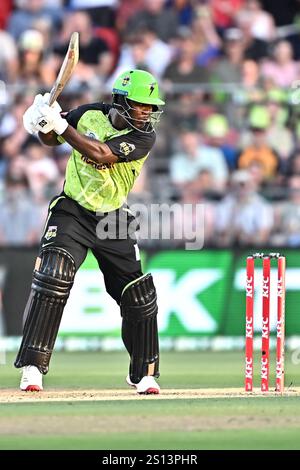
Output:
[40, 193, 142, 305]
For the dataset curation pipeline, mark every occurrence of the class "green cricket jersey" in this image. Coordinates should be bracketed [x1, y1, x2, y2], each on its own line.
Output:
[60, 103, 156, 212]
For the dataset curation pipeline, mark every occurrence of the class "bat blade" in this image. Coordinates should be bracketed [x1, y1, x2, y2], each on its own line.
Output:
[49, 32, 79, 106]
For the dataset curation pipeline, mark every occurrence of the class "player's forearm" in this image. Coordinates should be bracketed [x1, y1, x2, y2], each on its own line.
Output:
[61, 125, 117, 163]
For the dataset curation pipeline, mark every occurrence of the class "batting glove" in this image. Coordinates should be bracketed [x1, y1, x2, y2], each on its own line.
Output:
[23, 93, 68, 135]
[23, 94, 45, 135]
[36, 105, 68, 135]
[36, 93, 68, 135]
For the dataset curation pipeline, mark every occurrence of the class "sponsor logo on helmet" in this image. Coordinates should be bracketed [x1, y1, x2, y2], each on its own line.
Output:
[120, 142, 136, 156]
[122, 76, 131, 86]
[149, 82, 155, 96]
[112, 88, 128, 96]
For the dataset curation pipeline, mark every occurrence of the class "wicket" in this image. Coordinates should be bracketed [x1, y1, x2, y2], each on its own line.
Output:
[245, 252, 286, 393]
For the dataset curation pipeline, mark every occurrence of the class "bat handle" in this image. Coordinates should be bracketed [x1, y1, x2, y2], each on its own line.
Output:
[48, 89, 56, 107]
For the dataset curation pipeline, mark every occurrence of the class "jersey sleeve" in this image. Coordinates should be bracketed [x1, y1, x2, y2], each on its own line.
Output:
[105, 130, 156, 162]
[63, 103, 111, 129]
[56, 104, 110, 144]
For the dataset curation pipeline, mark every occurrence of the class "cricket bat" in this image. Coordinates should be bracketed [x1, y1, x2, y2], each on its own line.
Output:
[48, 32, 79, 106]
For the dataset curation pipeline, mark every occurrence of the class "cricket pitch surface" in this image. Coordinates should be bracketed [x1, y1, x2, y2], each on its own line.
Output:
[1, 387, 300, 403]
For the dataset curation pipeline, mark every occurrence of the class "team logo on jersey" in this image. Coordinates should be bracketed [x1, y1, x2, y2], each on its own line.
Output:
[120, 142, 136, 156]
[44, 226, 57, 241]
[85, 131, 98, 140]
[149, 83, 155, 95]
[122, 76, 131, 86]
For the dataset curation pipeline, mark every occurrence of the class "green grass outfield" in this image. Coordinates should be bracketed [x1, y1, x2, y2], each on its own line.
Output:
[1, 350, 300, 450]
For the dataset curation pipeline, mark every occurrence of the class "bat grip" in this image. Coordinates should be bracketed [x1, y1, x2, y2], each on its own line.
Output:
[48, 91, 55, 107]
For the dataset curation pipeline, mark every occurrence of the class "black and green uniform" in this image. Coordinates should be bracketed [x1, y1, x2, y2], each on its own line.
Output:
[41, 103, 156, 303]
[15, 69, 162, 384]
[62, 103, 155, 213]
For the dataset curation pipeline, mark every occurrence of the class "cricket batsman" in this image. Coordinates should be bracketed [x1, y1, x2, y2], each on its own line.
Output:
[15, 69, 165, 394]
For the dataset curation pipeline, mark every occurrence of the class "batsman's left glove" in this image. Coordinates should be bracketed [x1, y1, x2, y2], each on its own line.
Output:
[35, 93, 68, 135]
[23, 93, 68, 135]
[23, 94, 45, 135]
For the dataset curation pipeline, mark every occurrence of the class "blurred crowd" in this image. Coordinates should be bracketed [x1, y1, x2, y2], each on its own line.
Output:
[1, 0, 300, 248]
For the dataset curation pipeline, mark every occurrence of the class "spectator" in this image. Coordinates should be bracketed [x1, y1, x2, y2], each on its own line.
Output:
[162, 29, 209, 89]
[31, 16, 54, 54]
[166, 92, 199, 132]
[215, 169, 274, 246]
[126, 0, 179, 43]
[265, 88, 294, 162]
[210, 28, 245, 85]
[261, 40, 300, 88]
[106, 27, 173, 89]
[236, 10, 269, 61]
[116, 0, 144, 34]
[241, 59, 264, 95]
[23, 138, 59, 201]
[171, 0, 194, 28]
[0, 93, 34, 141]
[16, 29, 54, 88]
[68, 0, 118, 27]
[51, 11, 114, 89]
[238, 105, 279, 181]
[0, 30, 18, 83]
[238, 0, 276, 41]
[273, 175, 300, 246]
[0, 94, 33, 162]
[285, 149, 300, 177]
[293, 119, 300, 153]
[7, 0, 62, 41]
[232, 59, 265, 106]
[170, 127, 229, 194]
[137, 27, 173, 78]
[0, 171, 41, 246]
[240, 90, 293, 166]
[211, 0, 245, 35]
[191, 5, 222, 67]
[203, 113, 238, 170]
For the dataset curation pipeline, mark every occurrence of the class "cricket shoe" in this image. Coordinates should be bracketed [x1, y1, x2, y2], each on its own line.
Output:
[20, 365, 43, 391]
[126, 375, 160, 394]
